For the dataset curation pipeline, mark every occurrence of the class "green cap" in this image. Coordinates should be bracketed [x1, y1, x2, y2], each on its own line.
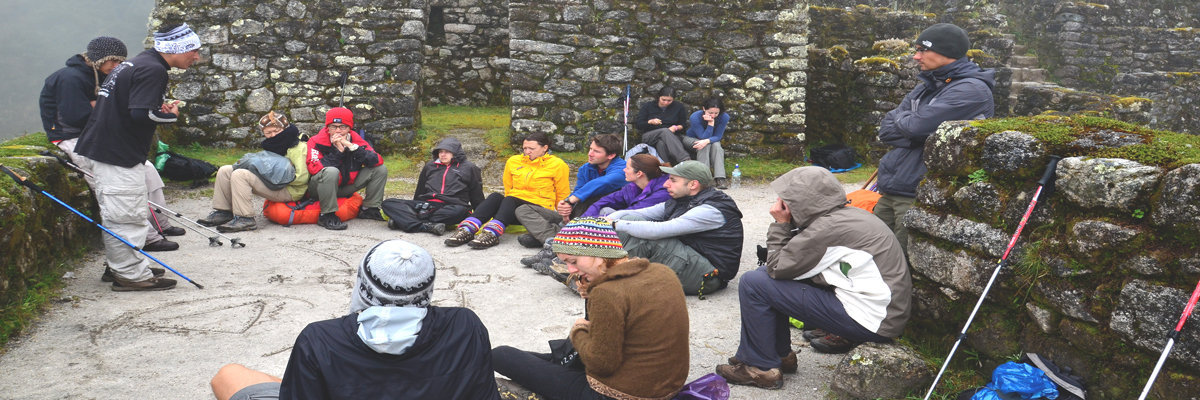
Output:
[660, 160, 715, 187]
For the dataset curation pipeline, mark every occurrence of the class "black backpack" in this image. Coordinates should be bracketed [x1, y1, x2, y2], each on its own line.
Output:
[809, 144, 858, 170]
[158, 151, 218, 183]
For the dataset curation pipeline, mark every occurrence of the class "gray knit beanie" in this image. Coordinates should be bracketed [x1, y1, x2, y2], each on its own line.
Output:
[350, 240, 436, 313]
[86, 36, 128, 65]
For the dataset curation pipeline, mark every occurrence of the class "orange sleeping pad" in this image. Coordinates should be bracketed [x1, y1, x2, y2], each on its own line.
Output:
[263, 193, 363, 226]
[846, 171, 881, 213]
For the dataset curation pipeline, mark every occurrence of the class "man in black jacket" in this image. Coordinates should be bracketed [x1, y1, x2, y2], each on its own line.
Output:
[382, 137, 484, 235]
[210, 240, 501, 400]
[636, 86, 692, 165]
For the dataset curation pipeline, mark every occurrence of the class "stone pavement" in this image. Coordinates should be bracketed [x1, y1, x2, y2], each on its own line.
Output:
[0, 182, 858, 399]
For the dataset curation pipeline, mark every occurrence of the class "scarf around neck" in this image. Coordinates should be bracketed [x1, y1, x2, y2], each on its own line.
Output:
[261, 125, 300, 156]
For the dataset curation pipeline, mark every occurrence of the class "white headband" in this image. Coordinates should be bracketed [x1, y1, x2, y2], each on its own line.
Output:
[153, 23, 202, 54]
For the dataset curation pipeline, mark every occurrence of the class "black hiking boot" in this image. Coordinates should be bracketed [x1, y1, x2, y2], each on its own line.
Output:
[318, 212, 347, 230]
[358, 206, 385, 221]
[160, 226, 186, 236]
[197, 210, 234, 226]
[101, 266, 165, 283]
[420, 222, 446, 236]
[517, 233, 542, 248]
[143, 239, 179, 252]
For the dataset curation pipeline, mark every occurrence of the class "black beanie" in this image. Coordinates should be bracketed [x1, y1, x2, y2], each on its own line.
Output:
[915, 23, 970, 59]
[86, 36, 128, 65]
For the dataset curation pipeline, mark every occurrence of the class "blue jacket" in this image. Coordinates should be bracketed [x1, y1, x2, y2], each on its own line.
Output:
[583, 174, 671, 217]
[571, 157, 627, 203]
[876, 57, 995, 197]
[685, 110, 729, 142]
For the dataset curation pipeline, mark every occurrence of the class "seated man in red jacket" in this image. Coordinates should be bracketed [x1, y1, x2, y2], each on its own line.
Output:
[305, 107, 388, 230]
[209, 239, 501, 400]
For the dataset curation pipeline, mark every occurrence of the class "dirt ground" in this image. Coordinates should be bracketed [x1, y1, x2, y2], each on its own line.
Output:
[0, 180, 864, 399]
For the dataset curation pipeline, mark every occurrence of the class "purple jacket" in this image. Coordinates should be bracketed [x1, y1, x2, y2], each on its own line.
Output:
[583, 174, 672, 217]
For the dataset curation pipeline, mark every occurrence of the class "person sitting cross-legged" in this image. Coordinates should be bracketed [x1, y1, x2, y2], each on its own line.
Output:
[607, 160, 743, 296]
[513, 133, 627, 249]
[714, 167, 912, 389]
[209, 239, 501, 400]
[304, 107, 388, 230]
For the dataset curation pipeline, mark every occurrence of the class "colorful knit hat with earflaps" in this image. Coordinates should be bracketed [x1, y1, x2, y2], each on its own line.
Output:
[551, 217, 627, 259]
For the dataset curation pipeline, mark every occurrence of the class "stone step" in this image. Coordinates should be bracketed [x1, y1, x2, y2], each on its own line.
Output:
[1010, 67, 1050, 83]
[1009, 55, 1040, 68]
[1012, 44, 1028, 54]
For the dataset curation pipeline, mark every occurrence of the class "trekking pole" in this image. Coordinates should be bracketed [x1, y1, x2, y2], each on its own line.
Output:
[1, 165, 203, 289]
[1137, 278, 1200, 400]
[922, 155, 1061, 400]
[623, 84, 630, 154]
[40, 150, 244, 248]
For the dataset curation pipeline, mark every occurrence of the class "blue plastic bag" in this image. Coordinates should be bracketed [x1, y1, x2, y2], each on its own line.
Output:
[971, 362, 1060, 400]
[673, 373, 730, 400]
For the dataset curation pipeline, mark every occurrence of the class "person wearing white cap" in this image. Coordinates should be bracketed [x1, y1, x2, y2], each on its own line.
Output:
[210, 240, 501, 400]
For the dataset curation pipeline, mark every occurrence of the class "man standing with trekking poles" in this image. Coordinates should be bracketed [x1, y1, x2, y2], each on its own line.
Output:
[74, 23, 202, 291]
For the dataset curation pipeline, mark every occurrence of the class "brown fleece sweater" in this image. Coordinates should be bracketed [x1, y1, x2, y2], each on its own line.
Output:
[569, 258, 689, 399]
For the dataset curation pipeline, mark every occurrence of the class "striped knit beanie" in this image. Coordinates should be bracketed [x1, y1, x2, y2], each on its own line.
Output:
[551, 217, 628, 259]
[350, 240, 436, 313]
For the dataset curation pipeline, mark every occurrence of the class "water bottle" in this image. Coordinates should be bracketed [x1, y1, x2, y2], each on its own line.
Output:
[730, 164, 742, 189]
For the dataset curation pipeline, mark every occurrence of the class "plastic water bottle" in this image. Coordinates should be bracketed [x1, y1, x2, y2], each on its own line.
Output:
[730, 164, 742, 189]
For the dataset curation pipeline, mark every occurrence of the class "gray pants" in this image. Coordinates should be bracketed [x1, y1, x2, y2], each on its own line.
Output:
[91, 160, 154, 282]
[514, 204, 563, 242]
[640, 128, 692, 165]
[681, 136, 726, 178]
[616, 216, 721, 295]
[874, 193, 914, 254]
[307, 164, 388, 214]
[57, 138, 173, 243]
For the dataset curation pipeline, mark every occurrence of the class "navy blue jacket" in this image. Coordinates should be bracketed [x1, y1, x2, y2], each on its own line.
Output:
[39, 54, 100, 141]
[876, 58, 995, 197]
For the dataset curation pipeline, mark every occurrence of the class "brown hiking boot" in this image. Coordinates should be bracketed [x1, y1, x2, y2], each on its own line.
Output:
[468, 230, 500, 249]
[444, 227, 475, 247]
[727, 350, 798, 374]
[197, 209, 234, 226]
[811, 333, 859, 354]
[715, 362, 783, 389]
[111, 276, 177, 292]
[802, 328, 827, 341]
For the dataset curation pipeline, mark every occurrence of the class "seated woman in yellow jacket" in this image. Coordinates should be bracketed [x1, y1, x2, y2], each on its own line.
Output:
[444, 132, 569, 249]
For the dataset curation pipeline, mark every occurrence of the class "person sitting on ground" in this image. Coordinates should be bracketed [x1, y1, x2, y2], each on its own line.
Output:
[210, 239, 501, 400]
[382, 137, 484, 236]
[493, 217, 689, 400]
[197, 111, 309, 232]
[513, 133, 626, 248]
[304, 107, 388, 230]
[714, 167, 911, 389]
[607, 160, 743, 296]
[685, 97, 731, 189]
[636, 86, 692, 165]
[444, 132, 569, 250]
[40, 36, 183, 253]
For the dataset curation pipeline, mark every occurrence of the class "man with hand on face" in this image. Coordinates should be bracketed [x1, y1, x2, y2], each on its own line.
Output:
[636, 86, 692, 165]
[514, 133, 627, 248]
[607, 160, 743, 296]
[305, 107, 388, 230]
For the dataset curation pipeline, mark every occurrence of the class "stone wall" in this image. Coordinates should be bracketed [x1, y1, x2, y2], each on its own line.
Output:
[422, 0, 510, 106]
[152, 0, 426, 153]
[506, 0, 810, 159]
[907, 117, 1200, 399]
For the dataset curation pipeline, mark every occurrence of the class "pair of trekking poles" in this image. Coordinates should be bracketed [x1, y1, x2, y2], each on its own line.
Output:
[922, 155, 1200, 400]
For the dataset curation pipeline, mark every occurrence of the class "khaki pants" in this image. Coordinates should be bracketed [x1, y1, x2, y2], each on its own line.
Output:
[308, 164, 388, 214]
[91, 160, 153, 281]
[874, 193, 914, 254]
[212, 165, 296, 217]
[58, 138, 173, 243]
[615, 215, 721, 295]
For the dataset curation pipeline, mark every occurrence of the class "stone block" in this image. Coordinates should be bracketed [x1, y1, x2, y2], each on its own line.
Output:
[1111, 280, 1200, 371]
[196, 113, 232, 129]
[340, 27, 375, 44]
[924, 121, 988, 177]
[400, 20, 426, 38]
[512, 119, 558, 135]
[231, 19, 266, 36]
[1026, 303, 1057, 333]
[1070, 220, 1139, 256]
[604, 67, 634, 82]
[511, 39, 576, 55]
[1035, 282, 1099, 323]
[545, 79, 582, 96]
[1151, 164, 1200, 231]
[982, 131, 1044, 175]
[562, 5, 591, 23]
[830, 343, 932, 400]
[285, 1, 306, 18]
[908, 239, 1004, 296]
[212, 54, 258, 71]
[173, 82, 203, 101]
[905, 207, 1009, 259]
[245, 88, 275, 112]
[1057, 157, 1161, 211]
[915, 179, 953, 209]
[512, 90, 555, 105]
[951, 182, 1000, 221]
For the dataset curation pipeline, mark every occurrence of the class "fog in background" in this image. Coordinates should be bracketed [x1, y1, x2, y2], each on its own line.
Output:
[0, 0, 157, 141]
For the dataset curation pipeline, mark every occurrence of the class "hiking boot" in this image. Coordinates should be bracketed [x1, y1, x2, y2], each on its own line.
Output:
[217, 216, 257, 233]
[715, 363, 783, 389]
[161, 226, 186, 236]
[520, 247, 554, 267]
[517, 233, 542, 248]
[111, 276, 177, 292]
[727, 350, 798, 375]
[143, 239, 179, 252]
[358, 206, 385, 221]
[420, 222, 446, 236]
[318, 212, 347, 230]
[802, 328, 828, 342]
[811, 334, 859, 354]
[101, 266, 165, 283]
[533, 258, 570, 284]
[445, 227, 474, 247]
[715, 177, 729, 190]
[197, 210, 234, 226]
[468, 230, 500, 249]
[495, 377, 537, 399]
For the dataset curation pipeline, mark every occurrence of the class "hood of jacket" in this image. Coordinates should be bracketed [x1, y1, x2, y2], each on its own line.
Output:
[356, 305, 428, 355]
[431, 137, 466, 163]
[770, 167, 848, 229]
[65, 54, 92, 72]
[919, 57, 996, 93]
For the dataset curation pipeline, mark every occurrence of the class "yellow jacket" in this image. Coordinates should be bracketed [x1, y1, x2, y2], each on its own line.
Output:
[503, 153, 570, 210]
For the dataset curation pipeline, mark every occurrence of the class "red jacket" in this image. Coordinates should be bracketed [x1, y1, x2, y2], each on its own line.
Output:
[305, 127, 383, 185]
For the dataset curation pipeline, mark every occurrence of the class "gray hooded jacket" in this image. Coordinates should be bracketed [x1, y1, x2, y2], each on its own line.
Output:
[766, 167, 912, 338]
